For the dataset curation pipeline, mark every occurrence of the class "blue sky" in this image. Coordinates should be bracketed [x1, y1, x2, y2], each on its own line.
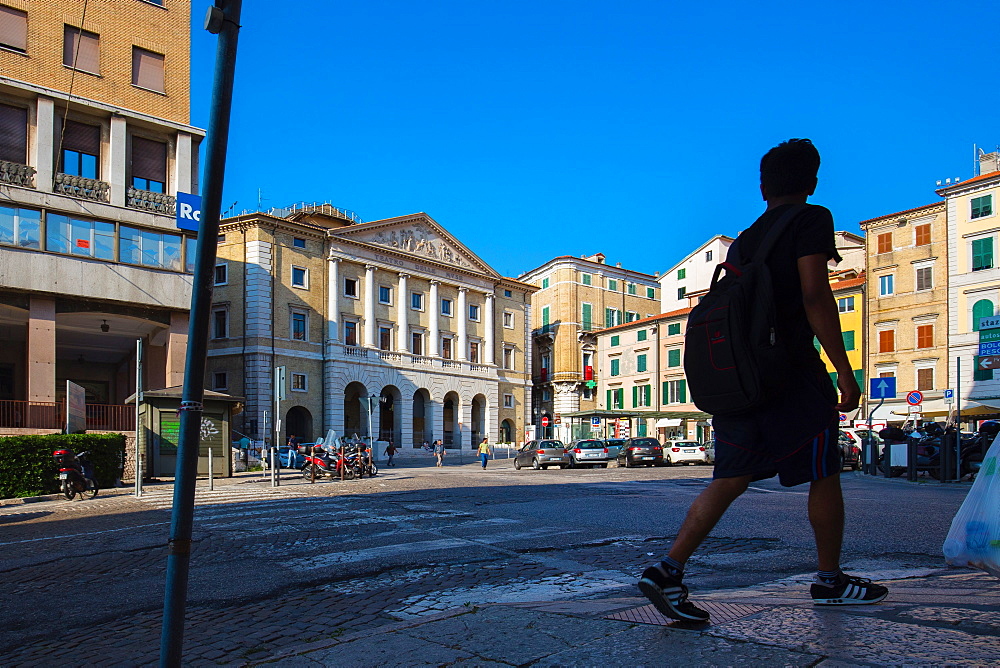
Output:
[190, 1, 998, 279]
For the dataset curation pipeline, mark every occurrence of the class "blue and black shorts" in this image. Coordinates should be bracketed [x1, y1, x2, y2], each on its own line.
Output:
[712, 371, 841, 487]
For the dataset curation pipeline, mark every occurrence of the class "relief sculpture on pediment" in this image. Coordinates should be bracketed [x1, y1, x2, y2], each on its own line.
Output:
[368, 224, 470, 269]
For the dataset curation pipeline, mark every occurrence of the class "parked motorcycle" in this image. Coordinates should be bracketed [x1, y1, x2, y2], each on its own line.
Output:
[877, 423, 990, 479]
[53, 449, 98, 500]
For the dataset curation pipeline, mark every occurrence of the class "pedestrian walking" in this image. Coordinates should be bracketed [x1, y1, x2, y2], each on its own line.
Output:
[477, 438, 493, 469]
[638, 139, 888, 623]
[384, 441, 397, 466]
[286, 434, 296, 449]
[432, 439, 446, 467]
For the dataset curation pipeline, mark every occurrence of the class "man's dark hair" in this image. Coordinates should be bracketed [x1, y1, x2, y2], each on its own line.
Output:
[760, 138, 820, 198]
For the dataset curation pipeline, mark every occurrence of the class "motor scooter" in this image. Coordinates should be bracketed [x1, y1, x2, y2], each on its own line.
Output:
[53, 449, 98, 500]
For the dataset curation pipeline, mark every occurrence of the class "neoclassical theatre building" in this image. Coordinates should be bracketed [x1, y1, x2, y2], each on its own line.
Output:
[209, 204, 536, 454]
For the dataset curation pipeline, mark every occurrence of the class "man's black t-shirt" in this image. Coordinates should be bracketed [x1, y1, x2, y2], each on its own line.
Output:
[726, 203, 841, 376]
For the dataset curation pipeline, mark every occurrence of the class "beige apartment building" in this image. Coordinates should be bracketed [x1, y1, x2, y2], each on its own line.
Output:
[940, 152, 1000, 409]
[861, 201, 949, 425]
[0, 0, 202, 451]
[519, 254, 660, 442]
[210, 205, 536, 456]
[591, 308, 707, 442]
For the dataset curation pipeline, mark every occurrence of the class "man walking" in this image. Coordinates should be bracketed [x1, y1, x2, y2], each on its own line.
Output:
[638, 139, 887, 622]
[433, 439, 446, 467]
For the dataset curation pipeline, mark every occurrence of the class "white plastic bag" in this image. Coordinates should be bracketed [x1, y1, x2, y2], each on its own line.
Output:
[943, 433, 1000, 578]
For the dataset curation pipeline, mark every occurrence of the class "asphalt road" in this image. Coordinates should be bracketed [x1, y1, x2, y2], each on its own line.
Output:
[0, 461, 972, 665]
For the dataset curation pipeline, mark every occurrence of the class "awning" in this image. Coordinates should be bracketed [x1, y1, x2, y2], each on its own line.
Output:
[868, 404, 906, 422]
[920, 398, 1000, 419]
[655, 418, 684, 427]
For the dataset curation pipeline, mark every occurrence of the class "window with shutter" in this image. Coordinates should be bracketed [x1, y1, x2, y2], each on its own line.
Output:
[914, 224, 931, 246]
[679, 379, 687, 403]
[637, 354, 647, 372]
[63, 25, 100, 74]
[0, 6, 27, 53]
[581, 303, 592, 331]
[972, 238, 994, 272]
[917, 368, 934, 391]
[668, 348, 681, 367]
[0, 103, 28, 165]
[878, 330, 895, 353]
[916, 325, 933, 349]
[132, 46, 165, 93]
[973, 299, 995, 331]
[843, 330, 855, 351]
[60, 120, 100, 179]
[131, 136, 167, 192]
[877, 232, 892, 254]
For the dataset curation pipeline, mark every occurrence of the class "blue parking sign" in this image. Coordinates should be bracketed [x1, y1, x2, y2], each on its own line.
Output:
[870, 376, 896, 399]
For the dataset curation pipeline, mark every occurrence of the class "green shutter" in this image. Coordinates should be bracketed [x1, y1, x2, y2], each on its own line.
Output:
[973, 299, 995, 331]
[668, 349, 681, 367]
[678, 268, 686, 279]
[582, 273, 591, 285]
[829, 371, 838, 387]
[605, 307, 613, 327]
[662, 381, 669, 404]
[541, 277, 549, 289]
[973, 238, 994, 271]
[637, 354, 647, 372]
[611, 359, 620, 376]
[647, 287, 655, 299]
[668, 323, 681, 335]
[637, 329, 647, 342]
[607, 389, 612, 409]
[853, 369, 864, 388]
[843, 330, 855, 351]
[582, 303, 592, 331]
[679, 379, 687, 403]
[975, 366, 994, 382]
[611, 335, 620, 346]
[644, 384, 651, 406]
[632, 386, 638, 407]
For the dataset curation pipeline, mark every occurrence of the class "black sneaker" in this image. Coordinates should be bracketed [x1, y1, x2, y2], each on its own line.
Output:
[637, 565, 710, 622]
[811, 572, 888, 605]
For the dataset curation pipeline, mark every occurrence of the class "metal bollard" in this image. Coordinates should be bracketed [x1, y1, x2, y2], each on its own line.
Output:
[270, 449, 277, 487]
[906, 438, 917, 481]
[310, 446, 316, 483]
[208, 448, 214, 490]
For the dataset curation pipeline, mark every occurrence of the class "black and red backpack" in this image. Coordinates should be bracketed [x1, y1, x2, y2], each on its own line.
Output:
[683, 204, 806, 416]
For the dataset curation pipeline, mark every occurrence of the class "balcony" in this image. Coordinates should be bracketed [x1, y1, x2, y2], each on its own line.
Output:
[0, 400, 135, 431]
[0, 160, 36, 188]
[127, 186, 176, 215]
[54, 173, 110, 202]
[332, 344, 496, 377]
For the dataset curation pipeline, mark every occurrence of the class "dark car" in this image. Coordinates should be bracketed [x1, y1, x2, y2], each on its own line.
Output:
[617, 437, 664, 467]
[514, 440, 568, 470]
[838, 430, 861, 471]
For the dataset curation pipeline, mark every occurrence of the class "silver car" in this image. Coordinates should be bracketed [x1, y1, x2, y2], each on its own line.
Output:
[514, 440, 568, 470]
[567, 439, 610, 468]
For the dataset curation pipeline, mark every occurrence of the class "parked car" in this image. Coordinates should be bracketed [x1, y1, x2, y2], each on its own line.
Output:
[664, 440, 708, 466]
[703, 439, 716, 464]
[617, 437, 664, 467]
[838, 430, 862, 471]
[566, 439, 610, 468]
[603, 439, 626, 459]
[261, 445, 305, 470]
[514, 440, 568, 470]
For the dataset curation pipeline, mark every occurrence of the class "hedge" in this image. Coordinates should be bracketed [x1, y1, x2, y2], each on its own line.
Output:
[0, 433, 125, 499]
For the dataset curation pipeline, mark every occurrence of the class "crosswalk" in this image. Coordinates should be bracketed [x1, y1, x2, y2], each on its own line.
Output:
[131, 483, 310, 510]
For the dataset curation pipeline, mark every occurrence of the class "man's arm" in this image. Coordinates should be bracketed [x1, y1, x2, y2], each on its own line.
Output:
[798, 253, 860, 411]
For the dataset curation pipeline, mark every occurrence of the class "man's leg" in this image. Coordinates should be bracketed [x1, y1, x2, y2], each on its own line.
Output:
[638, 475, 751, 621]
[809, 473, 844, 570]
[669, 475, 752, 563]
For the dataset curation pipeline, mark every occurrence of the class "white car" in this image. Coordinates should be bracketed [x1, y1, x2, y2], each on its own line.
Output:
[664, 440, 708, 466]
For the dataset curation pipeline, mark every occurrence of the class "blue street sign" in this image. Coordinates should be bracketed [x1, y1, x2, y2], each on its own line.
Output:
[906, 390, 923, 406]
[944, 389, 954, 400]
[176, 192, 202, 232]
[870, 377, 896, 399]
[591, 416, 601, 427]
[979, 340, 1000, 356]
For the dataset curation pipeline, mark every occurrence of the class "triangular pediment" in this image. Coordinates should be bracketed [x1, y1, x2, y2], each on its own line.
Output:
[331, 213, 500, 277]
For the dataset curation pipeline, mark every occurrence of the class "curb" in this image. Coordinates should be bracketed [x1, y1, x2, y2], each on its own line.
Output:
[0, 486, 138, 506]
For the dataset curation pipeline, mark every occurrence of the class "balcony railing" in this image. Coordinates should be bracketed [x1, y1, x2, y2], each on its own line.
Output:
[0, 400, 135, 431]
[54, 173, 111, 202]
[0, 159, 36, 188]
[332, 344, 495, 376]
[127, 186, 176, 215]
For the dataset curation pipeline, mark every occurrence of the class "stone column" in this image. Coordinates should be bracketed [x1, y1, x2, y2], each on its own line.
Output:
[326, 257, 340, 341]
[459, 399, 473, 449]
[165, 312, 188, 387]
[431, 395, 444, 444]
[109, 115, 127, 207]
[398, 396, 414, 449]
[428, 280, 440, 357]
[397, 273, 409, 353]
[364, 264, 376, 348]
[174, 131, 192, 195]
[456, 287, 468, 361]
[27, 298, 56, 402]
[484, 293, 495, 365]
[32, 97, 54, 193]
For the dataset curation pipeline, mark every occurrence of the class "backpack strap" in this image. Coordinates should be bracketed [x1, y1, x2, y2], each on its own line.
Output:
[752, 203, 808, 264]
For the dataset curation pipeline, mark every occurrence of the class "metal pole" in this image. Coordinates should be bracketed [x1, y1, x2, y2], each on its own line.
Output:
[866, 396, 884, 476]
[135, 339, 143, 497]
[159, 2, 242, 665]
[208, 448, 213, 491]
[956, 357, 962, 482]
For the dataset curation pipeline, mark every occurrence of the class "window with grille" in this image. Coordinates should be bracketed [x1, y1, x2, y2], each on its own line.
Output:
[915, 266, 933, 291]
[877, 232, 892, 254]
[972, 195, 993, 219]
[0, 103, 28, 165]
[915, 224, 931, 246]
[132, 46, 165, 93]
[291, 373, 307, 391]
[878, 330, 895, 353]
[916, 325, 933, 349]
[64, 25, 99, 74]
